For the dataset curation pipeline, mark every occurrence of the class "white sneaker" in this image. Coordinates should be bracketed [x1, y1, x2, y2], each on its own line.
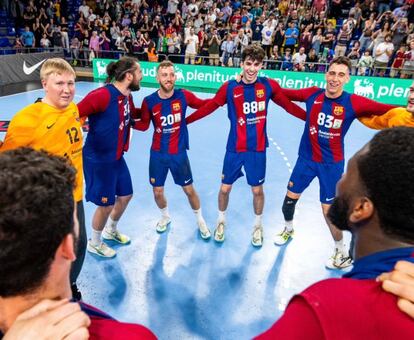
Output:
[102, 228, 131, 244]
[325, 249, 353, 270]
[274, 227, 294, 246]
[198, 220, 211, 240]
[214, 222, 225, 242]
[87, 240, 116, 258]
[156, 217, 171, 233]
[252, 225, 263, 247]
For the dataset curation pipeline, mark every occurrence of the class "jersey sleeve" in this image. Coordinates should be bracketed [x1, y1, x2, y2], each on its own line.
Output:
[254, 295, 324, 339]
[0, 110, 36, 151]
[77, 87, 111, 117]
[350, 95, 397, 118]
[132, 98, 151, 131]
[280, 86, 321, 102]
[182, 89, 209, 109]
[129, 95, 141, 119]
[268, 79, 307, 121]
[185, 82, 228, 124]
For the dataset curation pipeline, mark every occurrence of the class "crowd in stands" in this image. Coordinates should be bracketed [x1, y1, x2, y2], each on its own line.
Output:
[2, 0, 414, 77]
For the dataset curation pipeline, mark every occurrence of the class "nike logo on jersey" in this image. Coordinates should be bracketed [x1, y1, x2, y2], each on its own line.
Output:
[184, 178, 191, 184]
[326, 197, 335, 202]
[23, 59, 46, 75]
[153, 111, 160, 116]
[47, 122, 56, 129]
[234, 93, 243, 98]
[314, 101, 323, 104]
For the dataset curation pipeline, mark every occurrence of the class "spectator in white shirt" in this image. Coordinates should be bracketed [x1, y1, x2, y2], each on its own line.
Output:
[374, 34, 394, 76]
[185, 27, 199, 64]
[292, 47, 307, 71]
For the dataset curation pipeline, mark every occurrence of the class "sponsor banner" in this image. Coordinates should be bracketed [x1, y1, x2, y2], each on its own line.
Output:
[93, 59, 411, 105]
[0, 51, 64, 86]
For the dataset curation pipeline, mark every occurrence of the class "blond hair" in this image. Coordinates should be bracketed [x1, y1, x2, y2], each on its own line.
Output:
[40, 58, 76, 80]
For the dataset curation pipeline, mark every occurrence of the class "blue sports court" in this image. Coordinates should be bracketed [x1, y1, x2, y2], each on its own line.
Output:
[0, 81, 377, 339]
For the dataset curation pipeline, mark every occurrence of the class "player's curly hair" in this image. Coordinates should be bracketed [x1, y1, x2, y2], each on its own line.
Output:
[0, 148, 76, 297]
[357, 127, 414, 242]
[106, 56, 140, 83]
[241, 44, 265, 63]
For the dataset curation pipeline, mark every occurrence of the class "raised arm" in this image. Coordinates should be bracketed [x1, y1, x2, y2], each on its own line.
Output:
[185, 82, 228, 124]
[350, 94, 397, 118]
[182, 89, 210, 109]
[77, 87, 111, 117]
[280, 86, 321, 102]
[132, 99, 151, 131]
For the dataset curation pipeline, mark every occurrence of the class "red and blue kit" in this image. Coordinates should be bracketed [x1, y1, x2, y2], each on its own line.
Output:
[282, 87, 395, 203]
[78, 84, 139, 206]
[186, 78, 305, 186]
[135, 89, 208, 187]
[256, 248, 414, 340]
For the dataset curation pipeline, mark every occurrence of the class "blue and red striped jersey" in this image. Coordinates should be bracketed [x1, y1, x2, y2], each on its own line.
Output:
[186, 77, 306, 152]
[78, 84, 139, 162]
[282, 87, 396, 163]
[135, 88, 207, 154]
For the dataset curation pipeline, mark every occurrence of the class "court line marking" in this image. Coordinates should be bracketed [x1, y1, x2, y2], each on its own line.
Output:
[268, 136, 292, 174]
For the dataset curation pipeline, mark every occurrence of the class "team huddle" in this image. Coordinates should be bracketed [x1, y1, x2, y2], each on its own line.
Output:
[1, 44, 414, 338]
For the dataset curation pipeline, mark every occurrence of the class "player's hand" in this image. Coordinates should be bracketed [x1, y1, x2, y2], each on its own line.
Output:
[377, 261, 414, 318]
[235, 73, 242, 83]
[3, 299, 90, 340]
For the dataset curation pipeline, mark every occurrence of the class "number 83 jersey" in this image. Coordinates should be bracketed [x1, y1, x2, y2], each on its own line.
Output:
[1, 100, 84, 201]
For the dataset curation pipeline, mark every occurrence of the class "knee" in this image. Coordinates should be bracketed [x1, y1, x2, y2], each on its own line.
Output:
[183, 185, 195, 197]
[252, 186, 264, 197]
[153, 187, 164, 200]
[219, 185, 232, 196]
[282, 195, 298, 221]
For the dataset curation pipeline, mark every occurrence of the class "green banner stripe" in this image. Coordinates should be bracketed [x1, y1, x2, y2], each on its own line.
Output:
[93, 59, 410, 106]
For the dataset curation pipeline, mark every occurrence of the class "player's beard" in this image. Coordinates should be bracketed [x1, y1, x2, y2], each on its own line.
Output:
[160, 82, 174, 94]
[129, 76, 141, 92]
[327, 196, 351, 232]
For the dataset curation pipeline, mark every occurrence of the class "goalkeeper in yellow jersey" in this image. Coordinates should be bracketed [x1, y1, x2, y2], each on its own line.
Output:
[0, 58, 86, 301]
[359, 81, 414, 129]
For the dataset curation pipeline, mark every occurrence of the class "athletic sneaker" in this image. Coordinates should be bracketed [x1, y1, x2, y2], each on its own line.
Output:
[274, 227, 294, 246]
[198, 220, 211, 240]
[325, 249, 353, 270]
[102, 228, 131, 244]
[87, 241, 116, 258]
[214, 222, 225, 242]
[156, 217, 171, 233]
[251, 225, 263, 247]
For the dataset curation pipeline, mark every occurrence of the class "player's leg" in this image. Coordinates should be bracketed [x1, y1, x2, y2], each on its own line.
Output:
[318, 161, 352, 269]
[172, 152, 211, 239]
[102, 157, 133, 244]
[275, 157, 315, 246]
[245, 151, 266, 247]
[84, 158, 117, 258]
[150, 151, 170, 232]
[215, 151, 244, 242]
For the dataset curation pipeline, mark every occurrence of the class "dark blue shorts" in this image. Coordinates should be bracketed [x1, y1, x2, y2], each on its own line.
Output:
[222, 151, 266, 186]
[287, 156, 344, 203]
[149, 151, 193, 187]
[84, 156, 133, 206]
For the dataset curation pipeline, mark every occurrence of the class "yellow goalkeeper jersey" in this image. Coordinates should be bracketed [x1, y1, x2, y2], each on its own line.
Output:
[359, 107, 414, 129]
[1, 101, 84, 201]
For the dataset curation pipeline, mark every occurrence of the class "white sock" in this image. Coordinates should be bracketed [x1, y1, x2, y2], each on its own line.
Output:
[193, 208, 204, 223]
[217, 210, 226, 223]
[335, 239, 345, 253]
[106, 216, 118, 232]
[285, 220, 293, 232]
[160, 206, 170, 219]
[254, 214, 262, 226]
[91, 229, 102, 246]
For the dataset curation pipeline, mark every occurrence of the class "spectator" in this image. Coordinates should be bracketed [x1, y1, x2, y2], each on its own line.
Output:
[208, 27, 221, 66]
[390, 44, 407, 78]
[374, 33, 394, 76]
[21, 25, 35, 50]
[251, 16, 263, 44]
[52, 25, 63, 51]
[78, 0, 89, 19]
[401, 40, 414, 79]
[184, 27, 199, 64]
[392, 18, 409, 51]
[306, 47, 319, 72]
[281, 48, 293, 71]
[261, 20, 274, 58]
[292, 46, 306, 71]
[359, 13, 376, 52]
[267, 45, 281, 70]
[372, 22, 392, 53]
[167, 0, 179, 20]
[188, 0, 199, 18]
[357, 49, 374, 75]
[322, 22, 336, 52]
[99, 31, 111, 58]
[335, 22, 352, 57]
[40, 32, 51, 49]
[348, 40, 361, 74]
[220, 33, 234, 66]
[233, 28, 248, 67]
[312, 27, 324, 54]
[299, 25, 312, 53]
[284, 21, 299, 53]
[70, 36, 80, 65]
